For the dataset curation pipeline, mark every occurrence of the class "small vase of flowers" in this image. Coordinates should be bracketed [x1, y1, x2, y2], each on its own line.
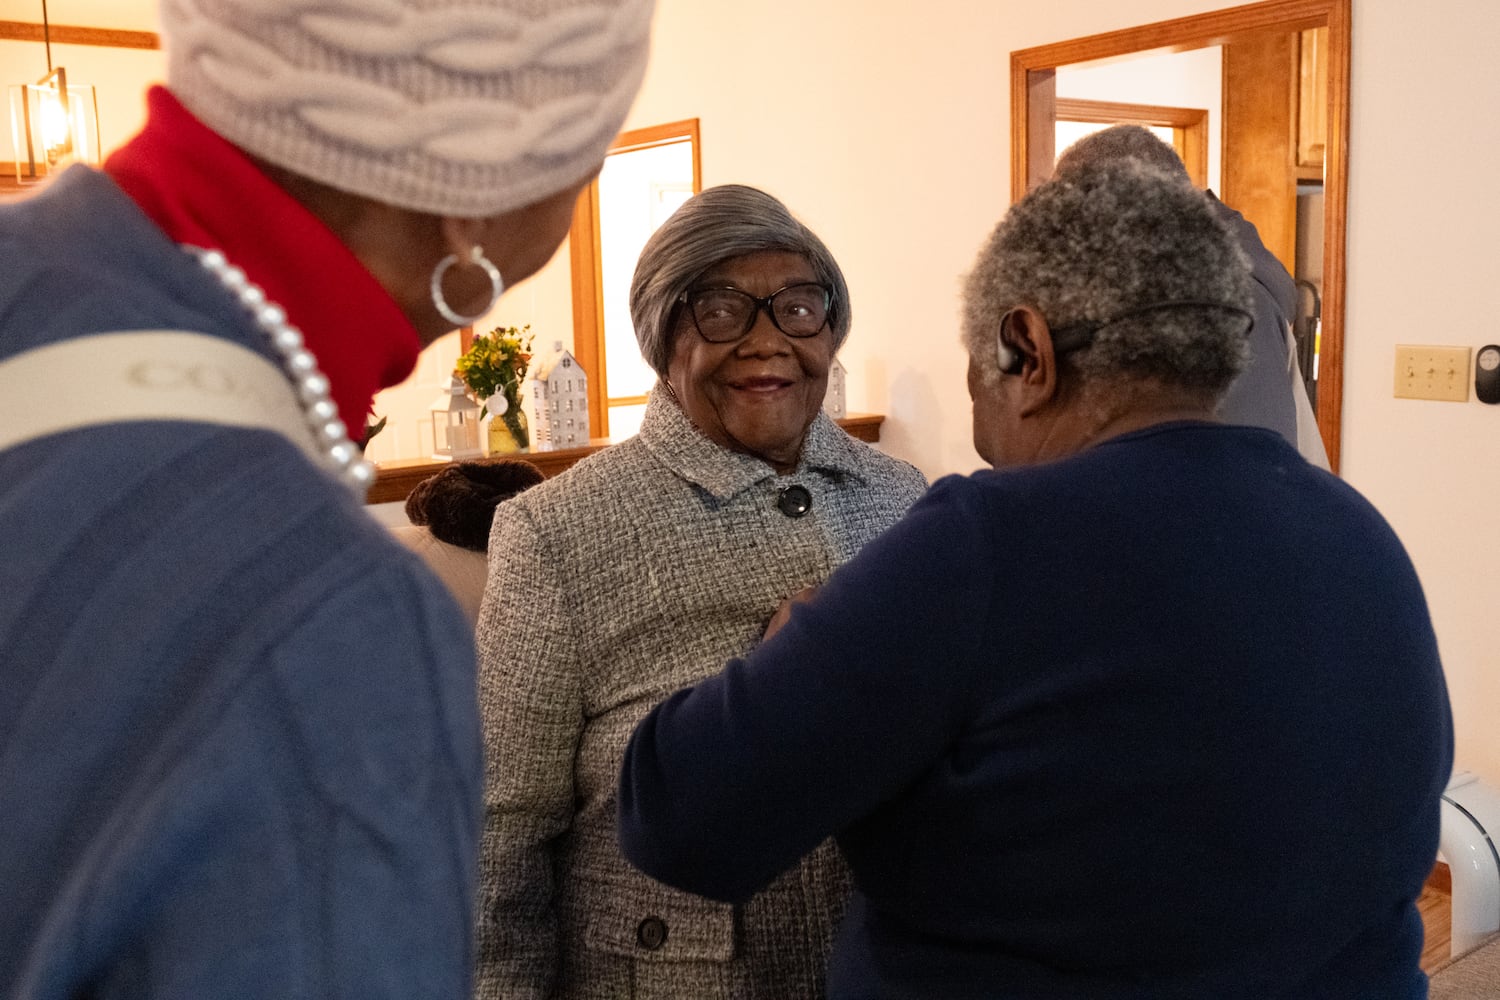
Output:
[456, 325, 534, 453]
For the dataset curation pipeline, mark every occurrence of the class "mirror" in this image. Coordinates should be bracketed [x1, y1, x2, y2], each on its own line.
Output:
[567, 119, 701, 438]
[1055, 98, 1210, 188]
[1012, 0, 1349, 470]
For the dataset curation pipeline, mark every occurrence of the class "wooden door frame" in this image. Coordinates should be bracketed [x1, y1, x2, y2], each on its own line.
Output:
[1011, 0, 1349, 472]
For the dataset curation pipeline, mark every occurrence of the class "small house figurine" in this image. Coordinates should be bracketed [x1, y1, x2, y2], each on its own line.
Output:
[822, 357, 847, 419]
[431, 375, 484, 460]
[529, 341, 590, 451]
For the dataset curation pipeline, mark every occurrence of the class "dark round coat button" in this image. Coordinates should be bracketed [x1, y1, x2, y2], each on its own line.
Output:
[636, 916, 668, 951]
[776, 485, 812, 518]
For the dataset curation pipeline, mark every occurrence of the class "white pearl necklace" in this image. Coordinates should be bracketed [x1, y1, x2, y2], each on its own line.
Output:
[183, 245, 376, 496]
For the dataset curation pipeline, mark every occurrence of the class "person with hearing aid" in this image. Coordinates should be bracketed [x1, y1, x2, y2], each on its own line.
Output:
[618, 158, 1451, 1000]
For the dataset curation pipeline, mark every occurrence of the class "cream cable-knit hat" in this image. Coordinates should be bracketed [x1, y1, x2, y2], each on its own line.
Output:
[160, 0, 654, 218]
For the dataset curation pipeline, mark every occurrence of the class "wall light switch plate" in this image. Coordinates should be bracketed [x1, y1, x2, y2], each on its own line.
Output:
[1394, 345, 1471, 401]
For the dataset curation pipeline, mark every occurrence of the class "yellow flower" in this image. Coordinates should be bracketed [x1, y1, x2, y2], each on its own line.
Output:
[455, 325, 535, 410]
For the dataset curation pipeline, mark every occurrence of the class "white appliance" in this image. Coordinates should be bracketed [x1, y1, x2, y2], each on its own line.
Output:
[1439, 771, 1500, 957]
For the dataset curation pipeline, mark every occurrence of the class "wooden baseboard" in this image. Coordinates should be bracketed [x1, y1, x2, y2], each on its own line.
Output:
[368, 413, 886, 505]
[1428, 859, 1452, 895]
[1420, 860, 1452, 973]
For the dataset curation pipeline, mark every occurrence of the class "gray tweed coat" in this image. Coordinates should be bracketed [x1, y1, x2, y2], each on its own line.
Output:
[473, 387, 927, 1000]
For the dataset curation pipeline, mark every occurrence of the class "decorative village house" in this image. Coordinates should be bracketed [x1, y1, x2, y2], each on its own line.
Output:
[529, 341, 590, 450]
[822, 357, 847, 419]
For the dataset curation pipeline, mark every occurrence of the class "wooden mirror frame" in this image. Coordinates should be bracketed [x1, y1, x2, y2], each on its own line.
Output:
[1011, 0, 1349, 471]
[567, 118, 702, 438]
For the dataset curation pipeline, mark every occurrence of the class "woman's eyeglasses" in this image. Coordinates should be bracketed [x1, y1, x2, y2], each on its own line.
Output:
[679, 283, 832, 343]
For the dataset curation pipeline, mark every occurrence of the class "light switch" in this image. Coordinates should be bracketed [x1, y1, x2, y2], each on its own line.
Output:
[1394, 345, 1470, 402]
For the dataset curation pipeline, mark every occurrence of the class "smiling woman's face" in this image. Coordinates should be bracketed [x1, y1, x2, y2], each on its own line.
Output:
[666, 249, 835, 473]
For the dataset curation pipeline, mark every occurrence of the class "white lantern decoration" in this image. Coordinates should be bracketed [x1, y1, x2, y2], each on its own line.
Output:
[430, 375, 483, 460]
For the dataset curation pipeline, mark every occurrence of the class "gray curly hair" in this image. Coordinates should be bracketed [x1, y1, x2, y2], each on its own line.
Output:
[961, 157, 1253, 401]
[629, 184, 851, 377]
[1054, 124, 1190, 182]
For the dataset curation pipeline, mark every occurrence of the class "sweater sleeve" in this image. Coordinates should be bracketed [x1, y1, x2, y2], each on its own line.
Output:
[63, 555, 484, 1000]
[473, 500, 585, 1000]
[270, 561, 484, 1000]
[618, 477, 990, 903]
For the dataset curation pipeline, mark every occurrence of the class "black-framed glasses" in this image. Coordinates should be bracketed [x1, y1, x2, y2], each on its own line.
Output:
[678, 282, 833, 343]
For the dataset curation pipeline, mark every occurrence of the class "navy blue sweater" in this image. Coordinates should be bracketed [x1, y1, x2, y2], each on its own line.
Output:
[620, 422, 1452, 999]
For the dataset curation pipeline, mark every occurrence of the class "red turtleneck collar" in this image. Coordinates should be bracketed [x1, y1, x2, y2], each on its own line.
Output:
[104, 87, 422, 439]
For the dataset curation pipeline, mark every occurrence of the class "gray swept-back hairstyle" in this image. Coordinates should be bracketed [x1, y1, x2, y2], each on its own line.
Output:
[629, 184, 851, 377]
[961, 157, 1254, 401]
[1054, 124, 1190, 182]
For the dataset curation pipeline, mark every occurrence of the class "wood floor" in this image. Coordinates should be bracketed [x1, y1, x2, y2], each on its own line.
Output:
[1419, 862, 1452, 974]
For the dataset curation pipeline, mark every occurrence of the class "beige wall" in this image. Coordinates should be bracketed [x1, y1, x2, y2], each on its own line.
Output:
[1339, 1, 1500, 788]
[9, 0, 1498, 785]
[0, 0, 143, 28]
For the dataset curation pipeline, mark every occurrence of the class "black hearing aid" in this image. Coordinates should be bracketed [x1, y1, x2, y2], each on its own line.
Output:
[996, 311, 1025, 375]
[996, 335, 1023, 375]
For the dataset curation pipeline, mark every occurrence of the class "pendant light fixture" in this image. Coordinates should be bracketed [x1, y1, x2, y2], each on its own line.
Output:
[8, 0, 101, 183]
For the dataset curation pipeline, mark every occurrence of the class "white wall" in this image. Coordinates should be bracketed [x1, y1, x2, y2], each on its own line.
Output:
[0, 0, 143, 27]
[9, 0, 1499, 786]
[1340, 1, 1500, 787]
[620, 1, 1014, 476]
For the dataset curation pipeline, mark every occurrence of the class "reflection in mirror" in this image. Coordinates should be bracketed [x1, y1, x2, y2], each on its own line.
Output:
[1011, 0, 1349, 470]
[569, 119, 700, 438]
[1054, 98, 1210, 188]
[1055, 45, 1221, 192]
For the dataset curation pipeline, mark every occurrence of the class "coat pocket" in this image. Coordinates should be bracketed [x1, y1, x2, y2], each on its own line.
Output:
[576, 869, 736, 964]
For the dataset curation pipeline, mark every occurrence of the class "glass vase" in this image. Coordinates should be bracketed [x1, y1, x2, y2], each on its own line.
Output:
[488, 407, 529, 455]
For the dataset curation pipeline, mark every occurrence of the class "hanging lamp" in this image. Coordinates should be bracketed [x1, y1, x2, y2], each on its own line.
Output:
[8, 0, 101, 183]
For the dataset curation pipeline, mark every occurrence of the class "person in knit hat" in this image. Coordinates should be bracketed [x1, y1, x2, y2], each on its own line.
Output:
[0, 1, 653, 997]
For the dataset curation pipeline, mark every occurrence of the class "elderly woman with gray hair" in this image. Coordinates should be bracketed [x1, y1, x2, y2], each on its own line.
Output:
[473, 183, 926, 999]
[618, 161, 1452, 998]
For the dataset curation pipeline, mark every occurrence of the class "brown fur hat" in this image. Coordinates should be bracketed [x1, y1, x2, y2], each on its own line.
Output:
[404, 458, 545, 552]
